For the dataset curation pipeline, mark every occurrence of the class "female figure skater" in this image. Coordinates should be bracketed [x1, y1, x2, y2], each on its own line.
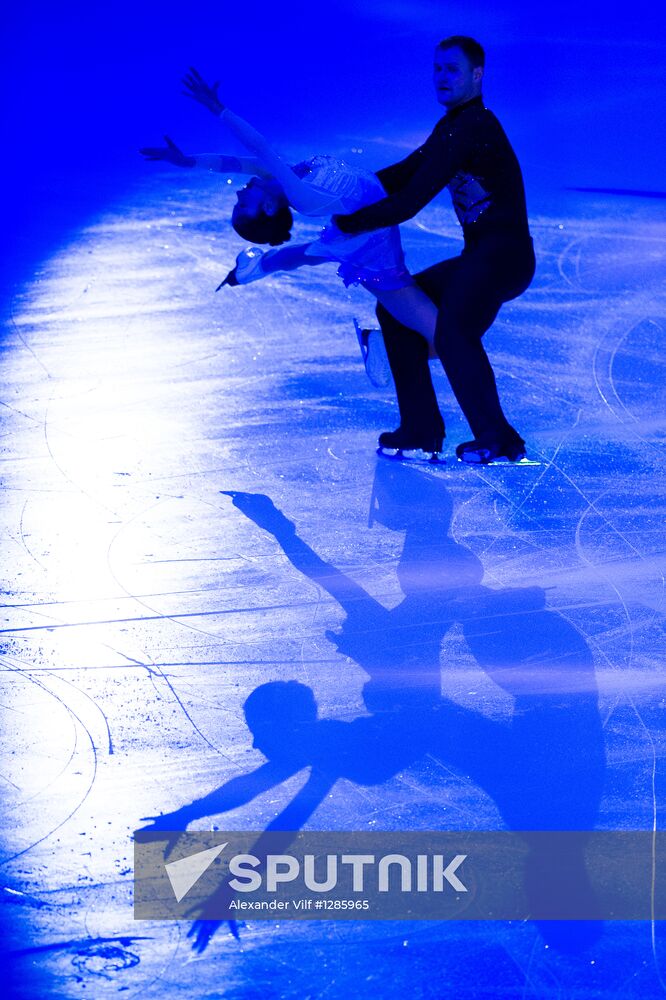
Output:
[141, 68, 439, 361]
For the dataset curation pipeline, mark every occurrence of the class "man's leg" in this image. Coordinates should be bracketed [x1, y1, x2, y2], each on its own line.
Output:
[434, 294, 513, 442]
[434, 241, 534, 453]
[375, 257, 461, 449]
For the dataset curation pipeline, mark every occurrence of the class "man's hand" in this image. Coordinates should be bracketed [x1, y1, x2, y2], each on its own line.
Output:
[182, 67, 225, 116]
[139, 135, 196, 167]
[331, 212, 362, 235]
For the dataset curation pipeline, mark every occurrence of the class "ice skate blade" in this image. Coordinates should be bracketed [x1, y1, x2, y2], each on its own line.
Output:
[354, 318, 391, 388]
[457, 455, 541, 467]
[377, 446, 446, 465]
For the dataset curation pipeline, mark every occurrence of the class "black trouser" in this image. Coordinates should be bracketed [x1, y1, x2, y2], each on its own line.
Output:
[376, 234, 536, 442]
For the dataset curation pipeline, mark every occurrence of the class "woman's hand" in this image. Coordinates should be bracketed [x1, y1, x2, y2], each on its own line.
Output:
[182, 67, 225, 116]
[139, 135, 195, 167]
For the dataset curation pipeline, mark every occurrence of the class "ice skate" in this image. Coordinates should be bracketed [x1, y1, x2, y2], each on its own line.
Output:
[456, 432, 537, 466]
[377, 426, 445, 464]
[354, 318, 392, 388]
[217, 247, 268, 290]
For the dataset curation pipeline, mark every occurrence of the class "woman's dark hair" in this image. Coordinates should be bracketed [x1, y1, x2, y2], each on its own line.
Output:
[437, 35, 485, 69]
[232, 203, 294, 246]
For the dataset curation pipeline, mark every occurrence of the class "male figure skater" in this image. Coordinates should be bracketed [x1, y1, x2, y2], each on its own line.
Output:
[334, 36, 536, 464]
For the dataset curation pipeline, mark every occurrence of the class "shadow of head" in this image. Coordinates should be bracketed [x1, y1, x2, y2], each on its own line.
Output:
[243, 680, 318, 761]
[370, 461, 484, 596]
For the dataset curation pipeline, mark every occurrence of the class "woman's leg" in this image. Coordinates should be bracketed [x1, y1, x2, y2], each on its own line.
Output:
[374, 283, 438, 358]
[372, 257, 461, 447]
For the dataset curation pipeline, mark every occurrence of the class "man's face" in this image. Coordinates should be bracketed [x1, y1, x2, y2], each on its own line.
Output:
[433, 45, 483, 110]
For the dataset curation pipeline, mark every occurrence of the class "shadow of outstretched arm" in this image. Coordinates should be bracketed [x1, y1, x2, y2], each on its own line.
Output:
[221, 491, 380, 613]
[188, 766, 336, 953]
[140, 760, 302, 835]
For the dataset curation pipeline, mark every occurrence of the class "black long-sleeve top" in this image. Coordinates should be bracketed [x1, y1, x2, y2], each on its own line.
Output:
[335, 96, 531, 244]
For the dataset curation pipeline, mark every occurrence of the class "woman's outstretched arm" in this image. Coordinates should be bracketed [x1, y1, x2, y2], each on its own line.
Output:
[139, 134, 272, 177]
[182, 67, 344, 216]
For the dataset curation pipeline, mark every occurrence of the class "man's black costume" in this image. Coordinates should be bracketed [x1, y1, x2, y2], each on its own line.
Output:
[335, 96, 535, 459]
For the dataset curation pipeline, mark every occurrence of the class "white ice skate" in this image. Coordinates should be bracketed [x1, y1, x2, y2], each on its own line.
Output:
[354, 318, 392, 388]
[216, 247, 267, 290]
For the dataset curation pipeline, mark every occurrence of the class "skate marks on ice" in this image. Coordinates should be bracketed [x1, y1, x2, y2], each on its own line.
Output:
[512, 197, 666, 451]
[1, 175, 665, 995]
[375, 447, 543, 467]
